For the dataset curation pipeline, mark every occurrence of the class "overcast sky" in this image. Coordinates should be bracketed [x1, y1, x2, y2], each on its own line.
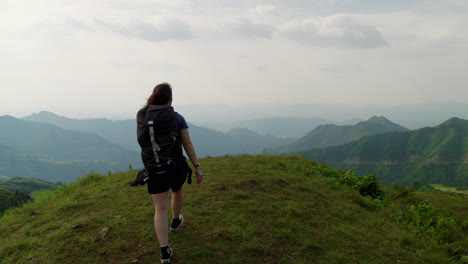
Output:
[1, 0, 468, 118]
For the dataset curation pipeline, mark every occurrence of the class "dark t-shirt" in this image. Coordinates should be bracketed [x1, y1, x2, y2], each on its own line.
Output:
[176, 113, 188, 133]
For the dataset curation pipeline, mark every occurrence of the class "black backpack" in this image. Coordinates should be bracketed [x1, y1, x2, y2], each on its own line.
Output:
[137, 105, 182, 175]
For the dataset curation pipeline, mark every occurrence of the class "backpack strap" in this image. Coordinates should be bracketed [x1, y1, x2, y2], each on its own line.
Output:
[148, 120, 161, 163]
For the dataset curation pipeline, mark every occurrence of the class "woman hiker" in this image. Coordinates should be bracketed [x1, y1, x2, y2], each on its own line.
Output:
[137, 83, 203, 264]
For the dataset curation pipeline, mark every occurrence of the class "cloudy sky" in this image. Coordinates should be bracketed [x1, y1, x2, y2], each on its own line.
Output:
[1, 0, 468, 118]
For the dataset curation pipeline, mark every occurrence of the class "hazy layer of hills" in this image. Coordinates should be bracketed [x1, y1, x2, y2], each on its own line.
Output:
[22, 111, 138, 151]
[270, 116, 409, 154]
[189, 125, 294, 156]
[202, 117, 335, 138]
[178, 101, 468, 130]
[0, 115, 137, 162]
[21, 111, 294, 157]
[299, 118, 468, 187]
[0, 116, 140, 183]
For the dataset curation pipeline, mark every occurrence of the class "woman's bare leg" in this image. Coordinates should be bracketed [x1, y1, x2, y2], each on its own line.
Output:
[171, 188, 183, 218]
[151, 192, 169, 246]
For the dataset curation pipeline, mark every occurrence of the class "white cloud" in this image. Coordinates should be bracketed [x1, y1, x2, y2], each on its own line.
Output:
[225, 18, 276, 39]
[254, 5, 277, 16]
[107, 60, 185, 72]
[95, 17, 193, 42]
[278, 14, 387, 49]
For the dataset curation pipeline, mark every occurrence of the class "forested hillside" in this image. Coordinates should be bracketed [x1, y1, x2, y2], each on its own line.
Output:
[0, 178, 58, 215]
[0, 189, 31, 215]
[0, 178, 58, 193]
[0, 115, 138, 163]
[22, 111, 137, 151]
[270, 116, 409, 154]
[188, 124, 294, 156]
[300, 118, 468, 187]
[0, 116, 140, 183]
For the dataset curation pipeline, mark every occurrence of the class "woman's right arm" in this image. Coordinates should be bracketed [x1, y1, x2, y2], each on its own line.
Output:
[180, 128, 203, 184]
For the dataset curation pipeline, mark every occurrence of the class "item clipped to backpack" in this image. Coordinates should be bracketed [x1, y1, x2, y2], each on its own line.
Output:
[130, 168, 149, 186]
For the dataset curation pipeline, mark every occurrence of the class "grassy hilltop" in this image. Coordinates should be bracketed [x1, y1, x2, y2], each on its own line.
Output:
[0, 156, 466, 264]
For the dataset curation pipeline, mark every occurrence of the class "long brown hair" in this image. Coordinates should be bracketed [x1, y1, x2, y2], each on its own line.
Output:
[146, 83, 172, 105]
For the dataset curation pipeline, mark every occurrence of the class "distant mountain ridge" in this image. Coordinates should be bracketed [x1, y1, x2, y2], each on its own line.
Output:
[0, 116, 140, 183]
[299, 118, 468, 187]
[0, 115, 137, 163]
[22, 111, 294, 158]
[270, 116, 409, 154]
[22, 111, 137, 151]
[202, 117, 336, 138]
[188, 123, 294, 157]
[177, 101, 468, 130]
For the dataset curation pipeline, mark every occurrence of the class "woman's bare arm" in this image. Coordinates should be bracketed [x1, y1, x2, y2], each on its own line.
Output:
[180, 128, 203, 184]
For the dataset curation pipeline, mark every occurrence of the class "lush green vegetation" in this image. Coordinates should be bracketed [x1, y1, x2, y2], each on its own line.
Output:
[300, 120, 468, 188]
[333, 162, 467, 188]
[0, 156, 466, 264]
[270, 116, 409, 154]
[0, 189, 32, 215]
[0, 178, 59, 215]
[0, 178, 59, 193]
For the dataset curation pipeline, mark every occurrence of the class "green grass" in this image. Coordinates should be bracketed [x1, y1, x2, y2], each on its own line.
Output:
[429, 184, 468, 194]
[30, 189, 56, 200]
[0, 178, 59, 193]
[0, 156, 466, 264]
[415, 191, 468, 223]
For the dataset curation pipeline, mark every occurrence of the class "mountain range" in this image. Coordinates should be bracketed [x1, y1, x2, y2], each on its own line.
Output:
[176, 101, 468, 130]
[2, 111, 466, 188]
[201, 117, 336, 138]
[0, 112, 294, 183]
[21, 111, 294, 157]
[299, 117, 468, 187]
[269, 116, 409, 154]
[0, 115, 138, 163]
[22, 111, 138, 151]
[0, 115, 140, 183]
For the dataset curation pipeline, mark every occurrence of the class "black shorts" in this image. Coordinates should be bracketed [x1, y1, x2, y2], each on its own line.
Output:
[147, 164, 187, 194]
